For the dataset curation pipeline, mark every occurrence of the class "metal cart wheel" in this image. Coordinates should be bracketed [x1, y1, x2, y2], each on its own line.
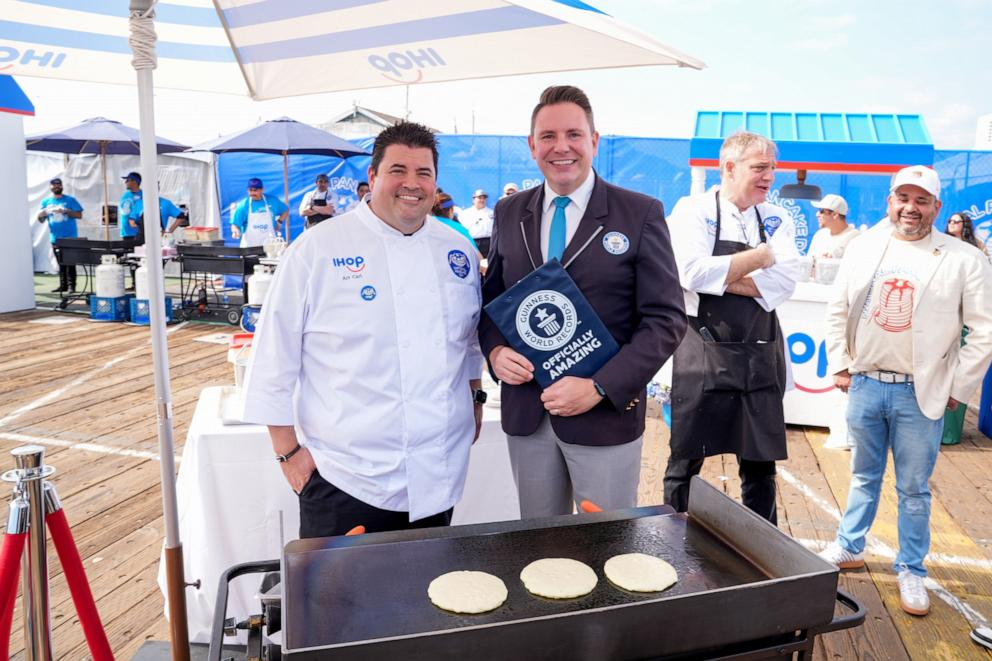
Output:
[227, 309, 241, 325]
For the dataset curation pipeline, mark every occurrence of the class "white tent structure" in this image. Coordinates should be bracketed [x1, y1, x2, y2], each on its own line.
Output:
[0, 76, 34, 313]
[26, 151, 219, 272]
[2, 1, 704, 657]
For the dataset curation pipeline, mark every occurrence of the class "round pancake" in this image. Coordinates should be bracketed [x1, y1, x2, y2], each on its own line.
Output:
[427, 571, 508, 614]
[520, 558, 597, 599]
[604, 553, 678, 592]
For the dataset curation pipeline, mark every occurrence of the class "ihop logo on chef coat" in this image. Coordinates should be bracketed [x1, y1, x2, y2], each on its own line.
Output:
[787, 330, 833, 394]
[448, 250, 470, 278]
[368, 48, 447, 84]
[333, 255, 366, 273]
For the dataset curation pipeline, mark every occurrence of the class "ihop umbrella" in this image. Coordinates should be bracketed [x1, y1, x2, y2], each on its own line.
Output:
[187, 117, 369, 240]
[26, 117, 188, 240]
[2, 2, 705, 658]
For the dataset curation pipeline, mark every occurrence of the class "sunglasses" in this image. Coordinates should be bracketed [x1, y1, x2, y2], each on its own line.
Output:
[948, 218, 964, 224]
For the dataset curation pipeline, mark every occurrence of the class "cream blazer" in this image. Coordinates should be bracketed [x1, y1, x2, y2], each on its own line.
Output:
[826, 227, 992, 420]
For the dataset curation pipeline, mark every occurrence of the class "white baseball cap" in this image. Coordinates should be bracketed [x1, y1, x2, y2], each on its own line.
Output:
[811, 194, 849, 215]
[890, 165, 941, 199]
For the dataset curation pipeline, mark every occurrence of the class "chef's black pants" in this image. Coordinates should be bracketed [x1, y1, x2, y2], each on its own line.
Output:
[663, 457, 778, 525]
[53, 246, 76, 291]
[297, 471, 453, 539]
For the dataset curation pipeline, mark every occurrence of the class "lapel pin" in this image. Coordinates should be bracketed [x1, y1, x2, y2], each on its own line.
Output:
[932, 248, 940, 256]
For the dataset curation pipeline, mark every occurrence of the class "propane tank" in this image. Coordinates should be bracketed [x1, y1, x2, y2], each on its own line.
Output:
[247, 264, 273, 305]
[135, 258, 150, 300]
[95, 254, 125, 298]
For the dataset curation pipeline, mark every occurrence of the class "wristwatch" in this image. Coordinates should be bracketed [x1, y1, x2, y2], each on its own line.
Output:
[275, 443, 303, 463]
[473, 389, 488, 405]
[593, 381, 607, 399]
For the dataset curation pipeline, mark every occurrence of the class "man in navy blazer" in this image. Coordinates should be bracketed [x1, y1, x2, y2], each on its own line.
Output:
[479, 85, 687, 518]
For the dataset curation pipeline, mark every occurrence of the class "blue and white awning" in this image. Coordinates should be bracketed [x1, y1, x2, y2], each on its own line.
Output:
[0, 0, 704, 100]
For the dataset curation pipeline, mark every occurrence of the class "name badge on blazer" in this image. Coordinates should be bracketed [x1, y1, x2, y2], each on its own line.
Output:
[484, 260, 619, 388]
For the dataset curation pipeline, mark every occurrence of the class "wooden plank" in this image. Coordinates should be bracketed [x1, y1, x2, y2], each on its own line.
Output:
[809, 426, 992, 660]
[783, 428, 909, 660]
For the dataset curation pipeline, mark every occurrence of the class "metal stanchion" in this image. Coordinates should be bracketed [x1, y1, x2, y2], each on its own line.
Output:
[3, 446, 56, 661]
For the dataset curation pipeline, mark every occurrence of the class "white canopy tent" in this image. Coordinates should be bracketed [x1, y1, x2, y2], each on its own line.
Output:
[2, 1, 704, 657]
[26, 151, 219, 272]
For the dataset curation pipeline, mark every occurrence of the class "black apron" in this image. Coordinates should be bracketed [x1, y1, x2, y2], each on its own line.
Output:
[670, 191, 787, 462]
[306, 190, 333, 227]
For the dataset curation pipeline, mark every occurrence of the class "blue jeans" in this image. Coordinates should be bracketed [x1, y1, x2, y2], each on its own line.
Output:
[836, 374, 943, 576]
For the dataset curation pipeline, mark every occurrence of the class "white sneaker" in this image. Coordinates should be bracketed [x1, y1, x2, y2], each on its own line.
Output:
[823, 434, 854, 450]
[818, 542, 865, 570]
[972, 627, 992, 650]
[971, 627, 992, 650]
[897, 568, 929, 616]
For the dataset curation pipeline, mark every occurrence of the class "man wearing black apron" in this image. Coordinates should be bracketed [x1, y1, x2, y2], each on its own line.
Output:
[299, 173, 336, 229]
[664, 132, 800, 524]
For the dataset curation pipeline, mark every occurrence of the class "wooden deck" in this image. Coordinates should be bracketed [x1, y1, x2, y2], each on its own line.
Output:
[1, 308, 991, 660]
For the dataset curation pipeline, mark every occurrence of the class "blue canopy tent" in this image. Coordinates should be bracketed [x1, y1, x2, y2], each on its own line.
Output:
[26, 117, 188, 239]
[187, 117, 368, 241]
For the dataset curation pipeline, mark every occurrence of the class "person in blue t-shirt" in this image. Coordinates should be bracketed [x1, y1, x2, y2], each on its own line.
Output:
[37, 177, 83, 293]
[128, 195, 188, 242]
[119, 171, 144, 239]
[231, 178, 289, 247]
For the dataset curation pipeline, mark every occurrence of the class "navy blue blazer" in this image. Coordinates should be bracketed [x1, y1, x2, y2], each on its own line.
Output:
[479, 174, 687, 446]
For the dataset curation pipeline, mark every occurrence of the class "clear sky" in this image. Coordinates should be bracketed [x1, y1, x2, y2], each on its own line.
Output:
[17, 0, 992, 149]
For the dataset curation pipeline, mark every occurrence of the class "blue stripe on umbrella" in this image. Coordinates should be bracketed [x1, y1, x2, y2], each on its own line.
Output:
[19, 0, 221, 27]
[0, 21, 236, 61]
[236, 6, 562, 64]
[222, 0, 381, 29]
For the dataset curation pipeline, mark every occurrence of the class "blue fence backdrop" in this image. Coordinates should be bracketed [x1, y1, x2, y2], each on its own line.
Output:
[214, 135, 992, 254]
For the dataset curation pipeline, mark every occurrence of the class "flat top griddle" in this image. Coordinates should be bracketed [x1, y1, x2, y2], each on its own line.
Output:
[284, 509, 772, 650]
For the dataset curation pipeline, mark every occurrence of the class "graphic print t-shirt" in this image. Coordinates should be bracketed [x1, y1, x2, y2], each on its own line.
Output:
[852, 235, 934, 375]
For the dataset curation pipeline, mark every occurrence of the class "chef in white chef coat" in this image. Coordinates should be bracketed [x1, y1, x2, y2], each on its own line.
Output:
[241, 122, 485, 539]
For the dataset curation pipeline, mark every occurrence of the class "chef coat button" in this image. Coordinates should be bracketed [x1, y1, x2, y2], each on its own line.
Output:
[434, 339, 442, 347]
[396, 289, 404, 296]
[429, 286, 437, 293]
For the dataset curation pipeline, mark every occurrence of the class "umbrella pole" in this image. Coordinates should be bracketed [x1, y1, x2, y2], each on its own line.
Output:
[101, 144, 110, 241]
[283, 152, 290, 241]
[129, 4, 190, 661]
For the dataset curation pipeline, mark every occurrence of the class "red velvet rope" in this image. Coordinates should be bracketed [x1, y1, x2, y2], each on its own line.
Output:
[0, 531, 27, 660]
[46, 509, 114, 661]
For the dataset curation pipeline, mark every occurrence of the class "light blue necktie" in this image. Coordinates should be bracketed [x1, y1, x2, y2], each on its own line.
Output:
[547, 196, 570, 262]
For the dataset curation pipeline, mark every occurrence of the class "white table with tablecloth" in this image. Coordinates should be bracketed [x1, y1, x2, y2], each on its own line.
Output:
[158, 385, 517, 643]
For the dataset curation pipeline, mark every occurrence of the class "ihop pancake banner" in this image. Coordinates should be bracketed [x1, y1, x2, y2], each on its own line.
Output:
[484, 260, 619, 388]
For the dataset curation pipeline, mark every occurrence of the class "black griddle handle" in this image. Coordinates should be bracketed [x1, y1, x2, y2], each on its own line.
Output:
[812, 589, 866, 635]
[208, 559, 280, 661]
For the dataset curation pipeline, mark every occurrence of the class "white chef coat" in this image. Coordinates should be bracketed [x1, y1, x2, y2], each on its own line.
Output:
[668, 188, 801, 316]
[538, 169, 595, 261]
[298, 188, 337, 215]
[240, 200, 484, 521]
[460, 205, 494, 239]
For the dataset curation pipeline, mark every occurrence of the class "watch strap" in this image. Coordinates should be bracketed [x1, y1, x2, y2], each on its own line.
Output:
[593, 381, 607, 399]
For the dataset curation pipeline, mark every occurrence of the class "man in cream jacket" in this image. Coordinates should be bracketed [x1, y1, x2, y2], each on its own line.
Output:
[819, 165, 992, 617]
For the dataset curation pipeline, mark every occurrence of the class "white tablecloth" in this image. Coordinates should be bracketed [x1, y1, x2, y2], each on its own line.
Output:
[158, 386, 516, 643]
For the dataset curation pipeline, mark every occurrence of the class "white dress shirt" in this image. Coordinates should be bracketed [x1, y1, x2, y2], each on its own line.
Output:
[539, 170, 596, 261]
[240, 201, 483, 521]
[460, 205, 494, 239]
[668, 188, 801, 316]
